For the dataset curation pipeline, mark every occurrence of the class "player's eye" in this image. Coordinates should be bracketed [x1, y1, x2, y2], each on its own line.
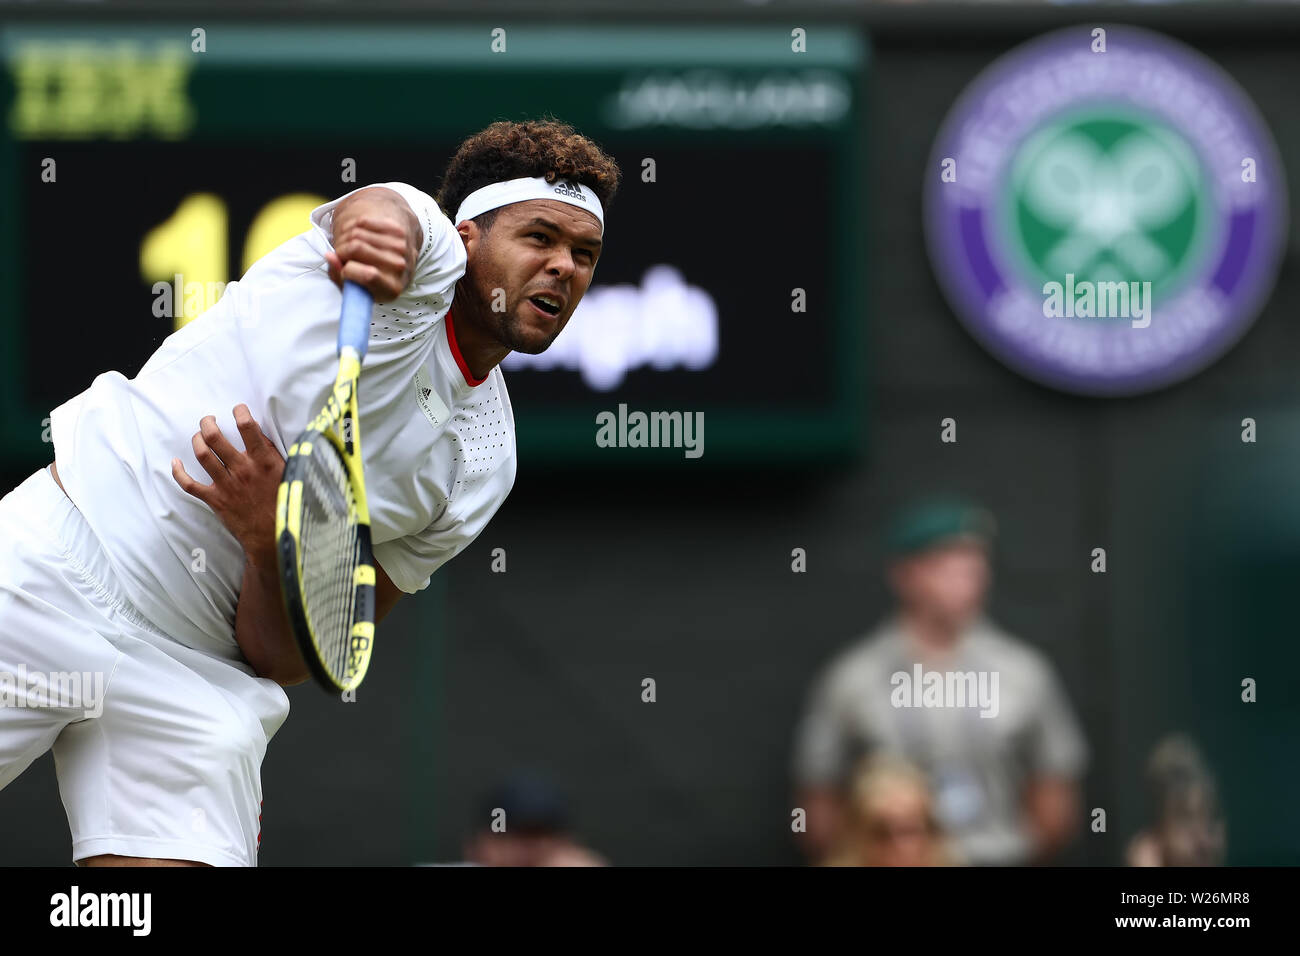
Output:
[529, 232, 548, 242]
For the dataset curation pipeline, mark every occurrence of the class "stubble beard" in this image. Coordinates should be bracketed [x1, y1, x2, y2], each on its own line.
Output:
[498, 300, 562, 355]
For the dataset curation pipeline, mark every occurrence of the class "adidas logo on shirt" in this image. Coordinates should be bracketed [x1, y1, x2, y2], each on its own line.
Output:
[413, 366, 450, 430]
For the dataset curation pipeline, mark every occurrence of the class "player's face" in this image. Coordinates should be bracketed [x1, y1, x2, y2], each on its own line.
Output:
[891, 541, 990, 626]
[467, 199, 603, 355]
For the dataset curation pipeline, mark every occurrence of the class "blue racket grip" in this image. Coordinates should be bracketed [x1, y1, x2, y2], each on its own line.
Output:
[338, 280, 373, 360]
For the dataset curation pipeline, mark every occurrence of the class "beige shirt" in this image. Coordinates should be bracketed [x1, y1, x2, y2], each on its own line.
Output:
[793, 615, 1088, 865]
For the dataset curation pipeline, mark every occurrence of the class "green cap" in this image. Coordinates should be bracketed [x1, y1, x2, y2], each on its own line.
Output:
[886, 497, 997, 557]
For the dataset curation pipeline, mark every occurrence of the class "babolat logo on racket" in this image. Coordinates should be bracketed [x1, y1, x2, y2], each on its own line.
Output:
[552, 180, 586, 201]
[923, 25, 1287, 396]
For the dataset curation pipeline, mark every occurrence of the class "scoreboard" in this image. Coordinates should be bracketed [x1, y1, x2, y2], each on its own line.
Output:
[0, 23, 866, 466]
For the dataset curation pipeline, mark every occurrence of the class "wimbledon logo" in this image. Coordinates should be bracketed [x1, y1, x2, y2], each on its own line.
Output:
[923, 26, 1287, 396]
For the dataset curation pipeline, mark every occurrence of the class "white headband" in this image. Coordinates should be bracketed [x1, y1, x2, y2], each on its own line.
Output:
[454, 176, 604, 234]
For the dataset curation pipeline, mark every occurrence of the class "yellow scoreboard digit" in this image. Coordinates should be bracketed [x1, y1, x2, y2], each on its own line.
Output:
[140, 193, 327, 329]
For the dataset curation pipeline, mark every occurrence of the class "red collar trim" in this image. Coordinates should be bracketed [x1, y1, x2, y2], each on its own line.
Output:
[445, 307, 488, 387]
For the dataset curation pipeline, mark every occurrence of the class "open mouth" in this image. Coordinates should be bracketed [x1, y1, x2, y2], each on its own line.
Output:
[528, 295, 562, 317]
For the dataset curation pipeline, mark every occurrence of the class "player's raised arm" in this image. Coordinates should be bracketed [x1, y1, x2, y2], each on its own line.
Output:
[322, 186, 422, 303]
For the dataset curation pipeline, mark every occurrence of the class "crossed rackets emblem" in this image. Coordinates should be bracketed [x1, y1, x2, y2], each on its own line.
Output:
[1014, 126, 1200, 285]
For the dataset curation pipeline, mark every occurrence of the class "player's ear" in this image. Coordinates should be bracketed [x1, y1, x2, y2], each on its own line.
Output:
[456, 220, 478, 253]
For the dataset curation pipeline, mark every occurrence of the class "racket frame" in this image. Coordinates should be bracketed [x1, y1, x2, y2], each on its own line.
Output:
[275, 281, 377, 693]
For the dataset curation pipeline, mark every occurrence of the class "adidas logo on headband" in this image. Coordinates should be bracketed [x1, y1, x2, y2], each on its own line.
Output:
[551, 180, 586, 202]
[454, 175, 605, 235]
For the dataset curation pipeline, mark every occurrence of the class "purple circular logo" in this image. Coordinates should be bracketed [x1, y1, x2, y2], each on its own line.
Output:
[924, 25, 1287, 396]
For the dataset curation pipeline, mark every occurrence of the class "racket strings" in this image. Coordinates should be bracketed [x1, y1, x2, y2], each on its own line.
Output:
[298, 443, 360, 678]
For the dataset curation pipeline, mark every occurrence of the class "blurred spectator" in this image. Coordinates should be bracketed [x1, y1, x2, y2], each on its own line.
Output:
[1126, 734, 1226, 867]
[821, 753, 960, 866]
[793, 497, 1089, 865]
[462, 771, 607, 867]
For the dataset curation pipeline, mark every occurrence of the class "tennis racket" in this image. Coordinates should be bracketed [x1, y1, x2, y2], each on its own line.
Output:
[275, 280, 376, 693]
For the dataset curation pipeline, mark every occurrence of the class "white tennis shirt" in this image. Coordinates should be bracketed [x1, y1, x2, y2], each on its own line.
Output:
[50, 183, 517, 661]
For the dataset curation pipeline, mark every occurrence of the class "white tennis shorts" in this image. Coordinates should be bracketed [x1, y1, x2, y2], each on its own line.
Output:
[0, 466, 291, 866]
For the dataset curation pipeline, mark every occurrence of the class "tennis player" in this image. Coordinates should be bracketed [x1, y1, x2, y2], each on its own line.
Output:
[0, 119, 620, 866]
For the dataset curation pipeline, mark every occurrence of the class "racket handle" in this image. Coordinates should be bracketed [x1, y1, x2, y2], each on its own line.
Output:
[339, 280, 374, 359]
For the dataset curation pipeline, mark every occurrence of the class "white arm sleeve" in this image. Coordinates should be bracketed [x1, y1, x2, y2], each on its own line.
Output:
[372, 454, 517, 594]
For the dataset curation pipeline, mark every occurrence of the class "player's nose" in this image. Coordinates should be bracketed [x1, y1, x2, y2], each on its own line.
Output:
[545, 249, 577, 279]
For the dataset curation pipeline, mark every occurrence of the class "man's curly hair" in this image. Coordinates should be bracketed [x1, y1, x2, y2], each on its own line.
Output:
[436, 118, 621, 231]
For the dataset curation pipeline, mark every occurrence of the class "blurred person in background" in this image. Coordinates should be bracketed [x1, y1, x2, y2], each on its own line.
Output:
[792, 497, 1089, 866]
[1126, 734, 1226, 867]
[462, 771, 606, 867]
[821, 752, 960, 866]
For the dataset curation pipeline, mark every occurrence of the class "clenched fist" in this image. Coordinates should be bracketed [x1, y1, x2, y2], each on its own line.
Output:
[322, 186, 421, 304]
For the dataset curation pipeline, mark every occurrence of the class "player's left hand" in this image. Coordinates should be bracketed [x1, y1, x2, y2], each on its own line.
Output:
[171, 404, 285, 563]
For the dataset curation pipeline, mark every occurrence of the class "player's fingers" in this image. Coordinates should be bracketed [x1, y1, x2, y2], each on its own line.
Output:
[334, 226, 408, 262]
[338, 259, 378, 285]
[170, 457, 213, 504]
[334, 235, 408, 277]
[233, 404, 282, 463]
[192, 429, 228, 481]
[343, 245, 410, 283]
[340, 220, 408, 247]
[339, 259, 401, 303]
[346, 232, 409, 267]
[199, 415, 241, 467]
[324, 250, 344, 290]
[232, 404, 263, 454]
[347, 215, 408, 242]
[358, 224, 415, 270]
